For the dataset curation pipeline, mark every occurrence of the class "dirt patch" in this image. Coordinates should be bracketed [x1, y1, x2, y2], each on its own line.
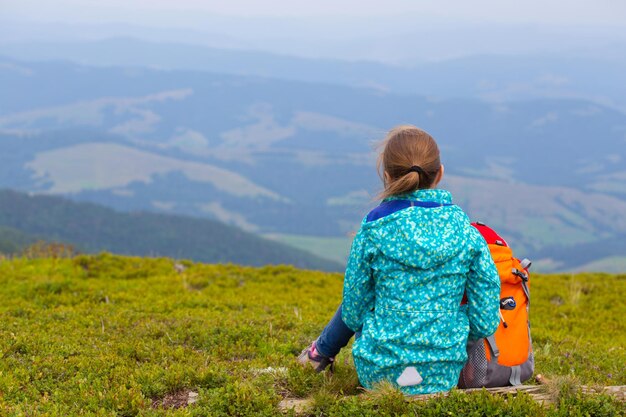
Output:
[152, 389, 198, 409]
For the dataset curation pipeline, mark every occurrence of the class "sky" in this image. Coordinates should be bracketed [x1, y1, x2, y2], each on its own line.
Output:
[2, 0, 625, 63]
[3, 0, 626, 26]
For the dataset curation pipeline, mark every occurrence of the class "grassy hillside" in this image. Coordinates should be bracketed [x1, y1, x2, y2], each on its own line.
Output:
[0, 254, 623, 415]
[0, 189, 343, 272]
[0, 225, 39, 254]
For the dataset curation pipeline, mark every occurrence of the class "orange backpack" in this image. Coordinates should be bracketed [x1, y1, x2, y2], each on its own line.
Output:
[458, 222, 534, 388]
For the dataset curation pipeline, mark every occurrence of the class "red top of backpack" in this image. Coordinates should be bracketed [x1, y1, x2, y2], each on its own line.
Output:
[472, 222, 508, 247]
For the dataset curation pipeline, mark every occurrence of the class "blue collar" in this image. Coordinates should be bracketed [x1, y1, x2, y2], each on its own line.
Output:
[383, 189, 453, 205]
[367, 191, 454, 223]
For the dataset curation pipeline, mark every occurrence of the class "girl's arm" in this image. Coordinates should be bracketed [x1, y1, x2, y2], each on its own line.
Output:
[341, 223, 376, 332]
[466, 233, 501, 340]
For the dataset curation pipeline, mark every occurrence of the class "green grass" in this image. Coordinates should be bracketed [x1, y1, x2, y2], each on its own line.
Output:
[531, 274, 625, 384]
[0, 254, 624, 416]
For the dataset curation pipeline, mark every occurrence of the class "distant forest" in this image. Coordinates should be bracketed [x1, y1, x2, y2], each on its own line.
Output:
[0, 189, 343, 271]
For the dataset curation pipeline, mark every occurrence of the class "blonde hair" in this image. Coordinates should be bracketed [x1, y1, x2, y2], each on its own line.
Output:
[377, 125, 441, 200]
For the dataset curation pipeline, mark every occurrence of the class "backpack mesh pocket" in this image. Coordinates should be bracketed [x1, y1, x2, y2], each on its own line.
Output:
[458, 339, 488, 388]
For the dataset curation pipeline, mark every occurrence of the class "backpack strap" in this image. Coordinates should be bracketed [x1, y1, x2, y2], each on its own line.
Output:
[509, 365, 523, 385]
[366, 199, 454, 222]
[486, 334, 500, 358]
[512, 268, 531, 306]
[521, 281, 530, 307]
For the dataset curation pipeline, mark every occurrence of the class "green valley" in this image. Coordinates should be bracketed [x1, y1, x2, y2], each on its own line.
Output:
[264, 234, 353, 265]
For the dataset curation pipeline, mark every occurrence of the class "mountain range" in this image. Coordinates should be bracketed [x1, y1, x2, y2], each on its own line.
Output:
[1, 38, 625, 111]
[0, 46, 625, 272]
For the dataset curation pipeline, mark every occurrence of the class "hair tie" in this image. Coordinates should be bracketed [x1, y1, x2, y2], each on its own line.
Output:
[407, 165, 427, 177]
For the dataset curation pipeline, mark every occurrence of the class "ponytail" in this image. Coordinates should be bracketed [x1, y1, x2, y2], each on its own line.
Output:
[377, 126, 441, 200]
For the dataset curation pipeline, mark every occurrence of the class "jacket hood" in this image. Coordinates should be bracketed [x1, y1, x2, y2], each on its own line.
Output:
[362, 189, 471, 270]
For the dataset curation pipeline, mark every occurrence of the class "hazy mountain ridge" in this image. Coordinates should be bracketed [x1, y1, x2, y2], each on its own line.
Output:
[1, 57, 625, 271]
[1, 38, 625, 110]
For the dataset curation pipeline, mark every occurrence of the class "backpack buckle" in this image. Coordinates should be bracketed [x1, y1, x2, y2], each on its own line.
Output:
[512, 268, 528, 282]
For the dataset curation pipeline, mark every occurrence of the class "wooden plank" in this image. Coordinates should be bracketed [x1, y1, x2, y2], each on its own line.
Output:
[278, 385, 626, 414]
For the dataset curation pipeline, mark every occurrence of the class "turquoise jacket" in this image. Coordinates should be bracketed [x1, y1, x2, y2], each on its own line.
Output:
[342, 189, 500, 395]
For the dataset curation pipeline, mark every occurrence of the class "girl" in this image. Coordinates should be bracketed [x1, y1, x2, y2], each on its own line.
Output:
[298, 125, 501, 395]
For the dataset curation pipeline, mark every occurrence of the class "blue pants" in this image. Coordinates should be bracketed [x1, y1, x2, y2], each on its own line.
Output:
[315, 304, 357, 358]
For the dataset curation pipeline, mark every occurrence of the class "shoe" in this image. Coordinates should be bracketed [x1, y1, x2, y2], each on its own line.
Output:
[297, 341, 335, 372]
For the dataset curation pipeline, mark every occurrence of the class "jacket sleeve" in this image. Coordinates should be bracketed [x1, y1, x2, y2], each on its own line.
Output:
[466, 232, 501, 340]
[341, 221, 376, 332]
